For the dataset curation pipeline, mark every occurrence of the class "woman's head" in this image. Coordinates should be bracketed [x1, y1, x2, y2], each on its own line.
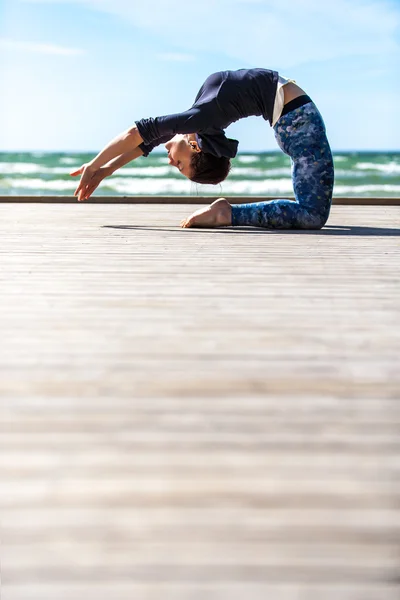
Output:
[189, 151, 231, 185]
[165, 134, 231, 184]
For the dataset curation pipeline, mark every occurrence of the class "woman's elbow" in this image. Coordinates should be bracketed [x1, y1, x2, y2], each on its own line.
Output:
[126, 125, 144, 148]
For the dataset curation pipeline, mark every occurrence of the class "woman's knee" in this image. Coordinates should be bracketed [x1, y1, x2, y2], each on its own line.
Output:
[299, 209, 329, 230]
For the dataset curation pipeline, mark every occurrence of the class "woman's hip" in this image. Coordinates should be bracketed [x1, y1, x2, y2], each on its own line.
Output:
[274, 101, 332, 162]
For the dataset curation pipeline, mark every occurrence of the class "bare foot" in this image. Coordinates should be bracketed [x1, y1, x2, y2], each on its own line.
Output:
[180, 198, 232, 228]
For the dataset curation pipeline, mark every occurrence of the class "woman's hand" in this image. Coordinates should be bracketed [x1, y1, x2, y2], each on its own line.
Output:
[70, 164, 112, 201]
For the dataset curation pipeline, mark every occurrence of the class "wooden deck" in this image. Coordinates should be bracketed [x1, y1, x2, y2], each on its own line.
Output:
[1, 202, 399, 600]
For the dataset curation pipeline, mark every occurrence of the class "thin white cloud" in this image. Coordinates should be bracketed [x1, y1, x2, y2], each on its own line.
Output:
[156, 52, 195, 62]
[0, 38, 84, 56]
[18, 0, 400, 68]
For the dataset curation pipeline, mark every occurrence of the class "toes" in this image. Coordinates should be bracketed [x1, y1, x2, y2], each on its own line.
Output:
[180, 217, 193, 228]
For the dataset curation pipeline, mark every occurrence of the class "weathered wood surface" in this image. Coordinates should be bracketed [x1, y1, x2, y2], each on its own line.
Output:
[1, 195, 400, 204]
[0, 203, 399, 600]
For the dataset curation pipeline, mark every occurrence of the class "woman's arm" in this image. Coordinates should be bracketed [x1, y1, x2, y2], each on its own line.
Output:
[71, 147, 144, 201]
[80, 147, 145, 200]
[88, 125, 144, 170]
[72, 126, 144, 201]
[105, 146, 144, 173]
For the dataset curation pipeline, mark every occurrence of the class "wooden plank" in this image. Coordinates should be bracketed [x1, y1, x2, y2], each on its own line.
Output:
[0, 203, 399, 599]
[0, 195, 400, 205]
[5, 583, 400, 600]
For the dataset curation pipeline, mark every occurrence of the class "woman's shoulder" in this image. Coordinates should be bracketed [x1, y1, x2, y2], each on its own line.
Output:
[194, 71, 227, 104]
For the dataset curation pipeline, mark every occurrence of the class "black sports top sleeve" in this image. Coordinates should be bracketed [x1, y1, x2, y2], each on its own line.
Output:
[135, 68, 279, 158]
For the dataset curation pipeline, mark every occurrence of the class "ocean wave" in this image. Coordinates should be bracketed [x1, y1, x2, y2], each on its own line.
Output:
[3, 178, 77, 191]
[3, 176, 294, 195]
[0, 162, 293, 179]
[59, 157, 80, 165]
[3, 177, 193, 194]
[120, 166, 174, 176]
[230, 167, 291, 177]
[0, 161, 177, 176]
[334, 169, 372, 178]
[3, 177, 400, 197]
[109, 178, 193, 194]
[334, 184, 400, 194]
[100, 177, 294, 195]
[355, 161, 400, 174]
[0, 162, 45, 174]
[0, 162, 73, 175]
[237, 155, 259, 163]
[7, 161, 390, 182]
[120, 166, 293, 178]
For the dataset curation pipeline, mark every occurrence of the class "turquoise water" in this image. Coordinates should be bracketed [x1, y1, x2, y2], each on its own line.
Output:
[0, 151, 399, 197]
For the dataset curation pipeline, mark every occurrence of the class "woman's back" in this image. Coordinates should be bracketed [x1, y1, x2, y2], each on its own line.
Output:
[193, 68, 279, 127]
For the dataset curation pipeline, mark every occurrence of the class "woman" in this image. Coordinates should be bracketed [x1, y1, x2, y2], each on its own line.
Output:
[71, 68, 334, 230]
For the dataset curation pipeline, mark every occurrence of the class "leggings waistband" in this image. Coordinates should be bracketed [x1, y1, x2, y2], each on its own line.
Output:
[280, 94, 312, 118]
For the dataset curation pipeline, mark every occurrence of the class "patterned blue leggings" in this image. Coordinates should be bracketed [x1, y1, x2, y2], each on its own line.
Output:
[231, 102, 334, 229]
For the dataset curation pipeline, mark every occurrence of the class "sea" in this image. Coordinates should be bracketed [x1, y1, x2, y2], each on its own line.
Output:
[0, 151, 399, 197]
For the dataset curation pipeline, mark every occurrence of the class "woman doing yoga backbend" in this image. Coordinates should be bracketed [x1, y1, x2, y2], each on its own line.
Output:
[72, 68, 334, 230]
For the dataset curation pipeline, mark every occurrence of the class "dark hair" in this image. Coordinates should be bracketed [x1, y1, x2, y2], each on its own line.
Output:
[189, 152, 231, 184]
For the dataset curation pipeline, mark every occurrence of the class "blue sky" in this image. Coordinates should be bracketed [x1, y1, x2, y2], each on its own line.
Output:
[1, 0, 399, 152]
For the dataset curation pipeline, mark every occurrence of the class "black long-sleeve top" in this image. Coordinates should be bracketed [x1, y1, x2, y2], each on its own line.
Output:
[135, 68, 279, 159]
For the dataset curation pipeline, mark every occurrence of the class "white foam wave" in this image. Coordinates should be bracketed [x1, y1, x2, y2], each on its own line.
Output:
[59, 157, 80, 165]
[230, 167, 291, 177]
[355, 161, 400, 174]
[224, 179, 293, 194]
[4, 178, 77, 190]
[334, 169, 367, 178]
[121, 166, 292, 178]
[109, 177, 193, 194]
[0, 162, 73, 175]
[231, 167, 264, 177]
[334, 184, 400, 194]
[4, 176, 295, 195]
[0, 162, 44, 174]
[4, 177, 400, 196]
[121, 166, 173, 176]
[108, 177, 294, 195]
[237, 155, 258, 164]
[0, 161, 174, 176]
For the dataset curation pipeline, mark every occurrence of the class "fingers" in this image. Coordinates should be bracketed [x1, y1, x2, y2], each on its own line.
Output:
[78, 188, 88, 202]
[75, 181, 88, 201]
[74, 177, 86, 198]
[75, 183, 86, 199]
[70, 165, 89, 199]
[81, 186, 94, 201]
[75, 174, 92, 201]
[78, 178, 101, 201]
[70, 168, 82, 177]
[85, 180, 99, 198]
[71, 166, 103, 202]
[82, 177, 102, 200]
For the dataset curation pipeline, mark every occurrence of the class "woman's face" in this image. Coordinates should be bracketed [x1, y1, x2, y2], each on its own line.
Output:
[165, 134, 200, 179]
